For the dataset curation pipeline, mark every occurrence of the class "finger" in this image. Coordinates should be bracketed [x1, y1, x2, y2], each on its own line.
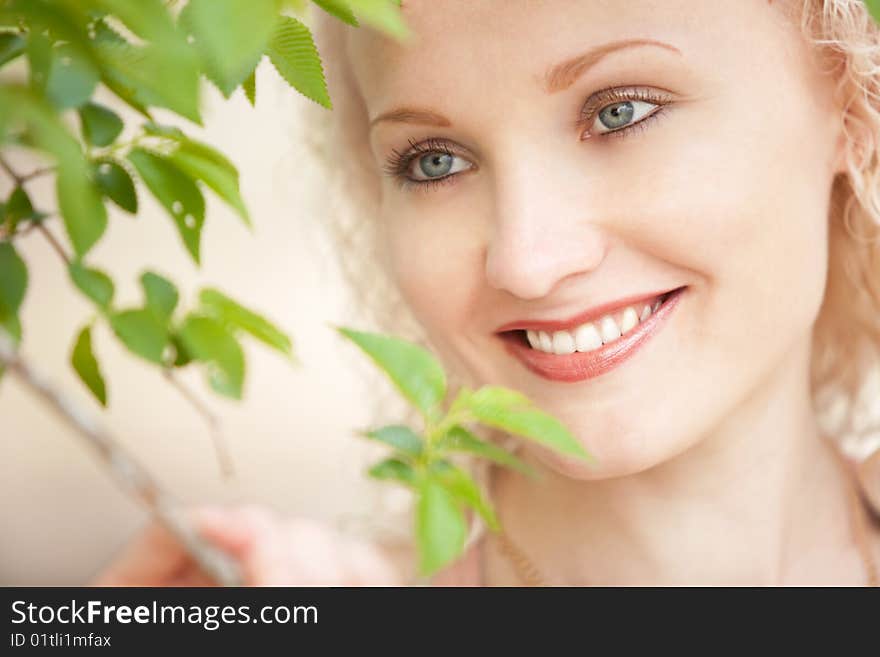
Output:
[92, 520, 190, 586]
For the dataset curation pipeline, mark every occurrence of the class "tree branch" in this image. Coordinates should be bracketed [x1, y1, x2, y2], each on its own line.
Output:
[0, 330, 244, 586]
[0, 154, 23, 185]
[162, 368, 236, 479]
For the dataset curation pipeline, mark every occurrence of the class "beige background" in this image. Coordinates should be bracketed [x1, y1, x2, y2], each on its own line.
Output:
[0, 61, 408, 585]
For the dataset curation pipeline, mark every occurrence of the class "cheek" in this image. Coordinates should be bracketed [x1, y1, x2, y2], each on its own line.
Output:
[383, 200, 486, 349]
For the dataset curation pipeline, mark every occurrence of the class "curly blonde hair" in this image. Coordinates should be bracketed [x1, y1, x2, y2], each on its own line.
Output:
[301, 0, 880, 459]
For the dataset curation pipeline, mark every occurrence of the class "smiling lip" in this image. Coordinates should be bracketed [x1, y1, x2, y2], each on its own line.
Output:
[498, 286, 687, 382]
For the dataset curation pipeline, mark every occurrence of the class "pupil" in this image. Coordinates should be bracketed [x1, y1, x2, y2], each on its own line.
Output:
[419, 153, 453, 178]
[599, 101, 634, 130]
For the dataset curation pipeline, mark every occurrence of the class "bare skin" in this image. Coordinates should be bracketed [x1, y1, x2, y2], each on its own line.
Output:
[97, 0, 880, 586]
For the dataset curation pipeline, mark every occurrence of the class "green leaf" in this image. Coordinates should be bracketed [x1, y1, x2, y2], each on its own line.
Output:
[71, 325, 107, 406]
[0, 313, 22, 380]
[127, 148, 205, 264]
[91, 16, 201, 123]
[430, 460, 499, 531]
[79, 103, 123, 147]
[443, 425, 537, 477]
[348, 0, 409, 40]
[416, 478, 466, 576]
[26, 30, 52, 92]
[93, 159, 137, 214]
[46, 43, 99, 109]
[337, 328, 446, 421]
[4, 186, 38, 232]
[458, 386, 592, 461]
[198, 288, 292, 358]
[164, 134, 249, 224]
[0, 242, 27, 321]
[865, 0, 880, 23]
[368, 457, 417, 487]
[141, 272, 178, 322]
[109, 309, 169, 364]
[312, 0, 359, 26]
[68, 262, 114, 309]
[56, 164, 108, 258]
[0, 32, 26, 68]
[364, 425, 423, 457]
[267, 16, 331, 109]
[177, 314, 245, 399]
[182, 0, 277, 97]
[242, 69, 256, 106]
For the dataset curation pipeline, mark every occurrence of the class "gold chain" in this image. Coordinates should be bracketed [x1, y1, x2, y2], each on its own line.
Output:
[494, 458, 878, 587]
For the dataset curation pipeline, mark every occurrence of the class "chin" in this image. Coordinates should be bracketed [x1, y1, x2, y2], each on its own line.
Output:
[527, 422, 697, 481]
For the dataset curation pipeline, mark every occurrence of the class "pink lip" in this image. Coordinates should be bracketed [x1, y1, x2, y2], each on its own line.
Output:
[499, 286, 687, 382]
[496, 287, 677, 333]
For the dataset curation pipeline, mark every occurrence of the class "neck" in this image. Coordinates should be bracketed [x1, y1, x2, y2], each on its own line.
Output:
[490, 333, 863, 585]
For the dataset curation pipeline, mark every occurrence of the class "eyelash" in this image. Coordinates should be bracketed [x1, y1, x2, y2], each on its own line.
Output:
[382, 85, 674, 192]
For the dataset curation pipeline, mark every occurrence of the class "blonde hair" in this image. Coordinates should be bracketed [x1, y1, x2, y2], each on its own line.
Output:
[302, 0, 880, 458]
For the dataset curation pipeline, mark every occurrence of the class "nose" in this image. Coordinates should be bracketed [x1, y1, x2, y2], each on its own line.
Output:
[484, 153, 609, 300]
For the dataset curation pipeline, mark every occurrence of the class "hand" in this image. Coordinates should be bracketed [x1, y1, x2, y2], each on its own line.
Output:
[92, 504, 403, 586]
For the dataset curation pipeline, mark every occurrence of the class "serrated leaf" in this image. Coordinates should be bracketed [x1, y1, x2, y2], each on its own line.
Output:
[176, 314, 245, 399]
[364, 425, 423, 457]
[68, 262, 114, 309]
[242, 69, 256, 106]
[368, 457, 417, 486]
[167, 137, 249, 224]
[109, 308, 169, 364]
[140, 272, 178, 322]
[127, 148, 205, 264]
[79, 103, 123, 147]
[198, 288, 292, 358]
[0, 32, 25, 68]
[430, 460, 498, 530]
[93, 159, 137, 214]
[71, 325, 107, 406]
[182, 0, 277, 97]
[459, 386, 592, 461]
[267, 16, 331, 109]
[312, 0, 359, 26]
[443, 425, 536, 477]
[5, 186, 36, 232]
[348, 0, 409, 40]
[91, 17, 200, 123]
[0, 242, 27, 321]
[46, 43, 99, 109]
[337, 328, 447, 421]
[416, 478, 466, 576]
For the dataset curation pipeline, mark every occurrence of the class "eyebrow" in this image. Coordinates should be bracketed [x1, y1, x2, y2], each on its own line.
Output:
[368, 38, 681, 130]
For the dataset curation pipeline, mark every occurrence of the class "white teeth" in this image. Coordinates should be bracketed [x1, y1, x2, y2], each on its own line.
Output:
[524, 297, 665, 354]
[620, 307, 639, 333]
[538, 331, 553, 352]
[574, 322, 602, 351]
[599, 316, 622, 343]
[526, 330, 540, 349]
[552, 331, 576, 355]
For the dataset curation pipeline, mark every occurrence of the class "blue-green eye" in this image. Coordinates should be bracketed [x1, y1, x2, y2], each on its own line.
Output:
[593, 99, 660, 135]
[409, 151, 471, 181]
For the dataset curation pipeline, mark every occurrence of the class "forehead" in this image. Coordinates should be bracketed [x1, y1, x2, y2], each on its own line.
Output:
[345, 0, 794, 116]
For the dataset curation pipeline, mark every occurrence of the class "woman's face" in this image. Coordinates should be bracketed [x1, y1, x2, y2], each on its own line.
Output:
[345, 0, 845, 477]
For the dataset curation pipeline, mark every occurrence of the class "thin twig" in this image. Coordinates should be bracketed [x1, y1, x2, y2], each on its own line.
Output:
[0, 154, 23, 185]
[163, 368, 236, 479]
[35, 222, 70, 264]
[21, 166, 55, 183]
[0, 330, 243, 586]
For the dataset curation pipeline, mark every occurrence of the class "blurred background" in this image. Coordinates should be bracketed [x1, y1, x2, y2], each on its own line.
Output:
[0, 61, 408, 585]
